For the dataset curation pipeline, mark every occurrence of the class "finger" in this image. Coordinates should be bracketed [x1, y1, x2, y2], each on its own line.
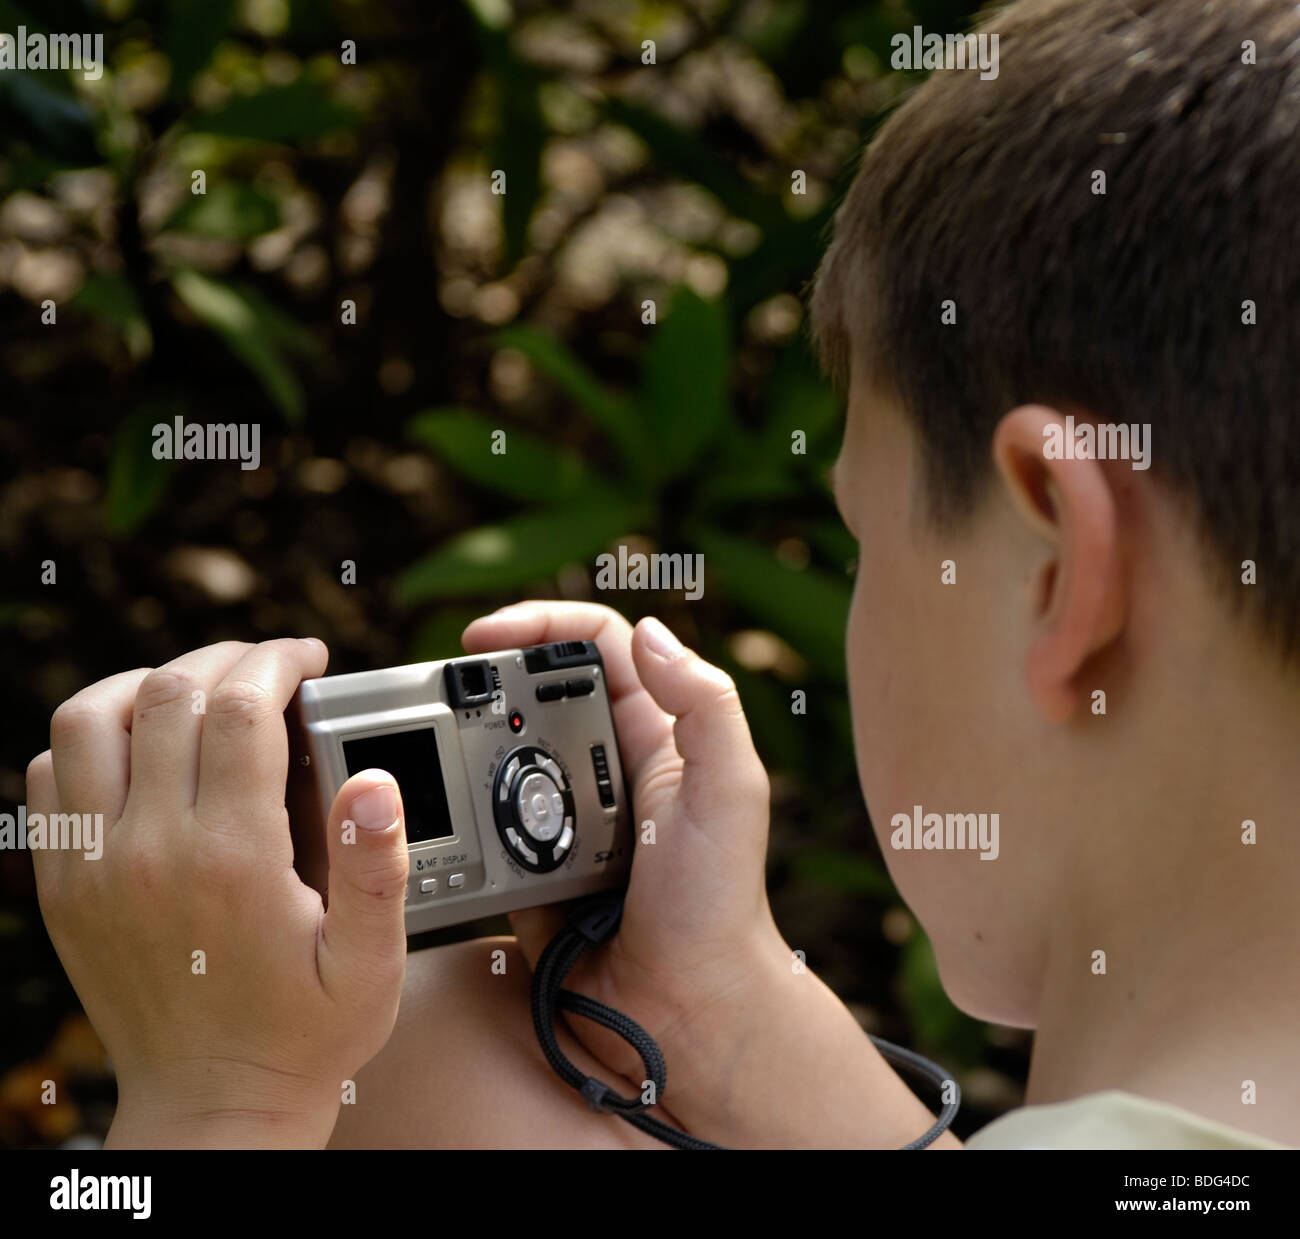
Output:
[128, 643, 252, 812]
[26, 750, 68, 900]
[194, 638, 329, 833]
[630, 617, 768, 834]
[463, 602, 643, 700]
[27, 750, 60, 813]
[462, 602, 675, 778]
[50, 668, 152, 821]
[317, 771, 409, 1003]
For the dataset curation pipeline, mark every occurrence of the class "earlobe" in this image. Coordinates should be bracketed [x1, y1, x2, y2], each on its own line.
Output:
[993, 406, 1127, 725]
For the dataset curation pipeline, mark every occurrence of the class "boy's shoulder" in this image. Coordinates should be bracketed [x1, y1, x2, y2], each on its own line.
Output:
[964, 1090, 1287, 1150]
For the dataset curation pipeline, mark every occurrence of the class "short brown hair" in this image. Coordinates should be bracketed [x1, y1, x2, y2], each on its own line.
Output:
[811, 0, 1300, 650]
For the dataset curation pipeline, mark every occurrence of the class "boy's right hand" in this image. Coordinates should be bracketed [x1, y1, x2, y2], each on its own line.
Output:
[464, 602, 959, 1149]
[462, 603, 785, 1116]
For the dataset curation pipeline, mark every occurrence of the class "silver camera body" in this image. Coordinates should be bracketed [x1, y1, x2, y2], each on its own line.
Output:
[286, 640, 633, 935]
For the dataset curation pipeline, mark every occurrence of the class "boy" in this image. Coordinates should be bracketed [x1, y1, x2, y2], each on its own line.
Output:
[28, 0, 1299, 1147]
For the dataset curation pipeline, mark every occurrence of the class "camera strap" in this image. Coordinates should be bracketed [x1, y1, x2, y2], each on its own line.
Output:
[530, 893, 962, 1150]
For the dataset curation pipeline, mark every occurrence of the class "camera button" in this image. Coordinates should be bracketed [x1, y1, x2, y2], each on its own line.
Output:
[499, 756, 520, 797]
[565, 677, 594, 698]
[535, 681, 565, 702]
[517, 771, 563, 842]
[515, 841, 538, 865]
[591, 744, 617, 807]
[447, 872, 466, 888]
[537, 755, 563, 783]
[419, 878, 437, 894]
[555, 824, 574, 855]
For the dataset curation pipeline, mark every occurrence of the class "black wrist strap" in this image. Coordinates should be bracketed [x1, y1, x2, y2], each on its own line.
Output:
[530, 893, 961, 1150]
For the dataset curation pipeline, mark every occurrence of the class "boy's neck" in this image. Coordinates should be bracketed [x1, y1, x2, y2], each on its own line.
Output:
[1025, 688, 1300, 1145]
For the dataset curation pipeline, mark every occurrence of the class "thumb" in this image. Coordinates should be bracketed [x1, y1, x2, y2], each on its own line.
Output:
[630, 617, 768, 835]
[318, 770, 409, 994]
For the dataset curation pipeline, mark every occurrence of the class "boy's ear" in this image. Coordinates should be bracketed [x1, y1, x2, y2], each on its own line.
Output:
[992, 405, 1127, 724]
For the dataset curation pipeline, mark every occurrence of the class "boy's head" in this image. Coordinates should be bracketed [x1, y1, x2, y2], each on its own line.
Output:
[814, 0, 1300, 1025]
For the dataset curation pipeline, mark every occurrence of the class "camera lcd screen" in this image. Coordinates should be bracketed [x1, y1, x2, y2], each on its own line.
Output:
[342, 728, 455, 844]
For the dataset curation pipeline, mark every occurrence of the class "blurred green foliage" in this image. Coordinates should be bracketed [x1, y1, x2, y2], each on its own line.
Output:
[401, 287, 848, 675]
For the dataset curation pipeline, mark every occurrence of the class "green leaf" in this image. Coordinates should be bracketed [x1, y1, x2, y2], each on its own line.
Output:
[898, 928, 987, 1062]
[0, 151, 79, 194]
[494, 325, 649, 476]
[232, 282, 320, 361]
[638, 287, 730, 481]
[161, 182, 281, 240]
[736, 0, 811, 60]
[396, 498, 643, 602]
[802, 518, 858, 575]
[497, 73, 543, 266]
[0, 70, 98, 166]
[166, 0, 236, 98]
[407, 408, 592, 501]
[408, 605, 494, 662]
[699, 340, 841, 507]
[791, 848, 896, 899]
[479, 27, 544, 267]
[104, 408, 175, 535]
[188, 81, 358, 143]
[71, 274, 152, 360]
[726, 210, 834, 315]
[689, 525, 850, 678]
[835, 9, 930, 75]
[696, 428, 803, 507]
[171, 269, 314, 423]
[728, 663, 814, 778]
[760, 339, 842, 461]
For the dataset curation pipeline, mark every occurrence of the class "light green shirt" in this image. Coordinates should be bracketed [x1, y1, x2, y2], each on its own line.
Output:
[964, 1089, 1287, 1149]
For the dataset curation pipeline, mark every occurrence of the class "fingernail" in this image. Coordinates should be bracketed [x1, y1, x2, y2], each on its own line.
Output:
[641, 617, 683, 658]
[350, 781, 398, 831]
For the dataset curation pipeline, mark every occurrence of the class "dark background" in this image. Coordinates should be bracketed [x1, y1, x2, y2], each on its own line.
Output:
[0, 0, 1029, 1147]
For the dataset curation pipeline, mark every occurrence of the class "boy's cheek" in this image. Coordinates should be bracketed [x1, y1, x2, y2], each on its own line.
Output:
[846, 546, 959, 816]
[846, 548, 1043, 1021]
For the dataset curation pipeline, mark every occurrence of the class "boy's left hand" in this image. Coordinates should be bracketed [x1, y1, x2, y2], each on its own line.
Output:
[26, 638, 411, 1148]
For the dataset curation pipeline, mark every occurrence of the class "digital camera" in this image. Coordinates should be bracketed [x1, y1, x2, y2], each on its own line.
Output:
[286, 640, 634, 934]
